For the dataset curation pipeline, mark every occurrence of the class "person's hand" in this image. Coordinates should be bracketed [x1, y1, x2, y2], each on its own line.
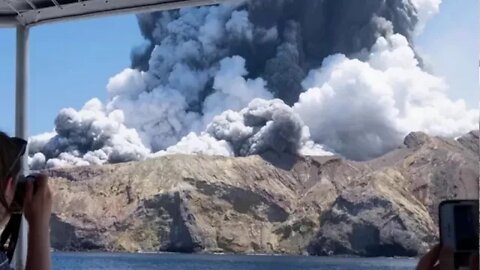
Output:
[23, 174, 52, 232]
[417, 244, 478, 270]
[24, 174, 52, 270]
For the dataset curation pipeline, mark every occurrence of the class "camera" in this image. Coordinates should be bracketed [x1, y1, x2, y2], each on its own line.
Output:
[11, 175, 37, 214]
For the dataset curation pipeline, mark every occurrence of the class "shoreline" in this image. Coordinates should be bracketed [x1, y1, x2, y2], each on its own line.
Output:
[51, 250, 419, 260]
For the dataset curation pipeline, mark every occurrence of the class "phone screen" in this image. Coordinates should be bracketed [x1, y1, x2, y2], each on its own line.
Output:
[440, 200, 479, 269]
[454, 204, 478, 250]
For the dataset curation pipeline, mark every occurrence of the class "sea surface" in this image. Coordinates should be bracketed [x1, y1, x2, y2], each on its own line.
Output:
[52, 252, 417, 270]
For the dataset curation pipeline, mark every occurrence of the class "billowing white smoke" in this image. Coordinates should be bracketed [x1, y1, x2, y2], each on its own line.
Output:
[165, 32, 477, 161]
[29, 99, 150, 169]
[156, 133, 234, 157]
[29, 0, 479, 169]
[201, 56, 273, 124]
[105, 4, 261, 151]
[158, 98, 331, 157]
[106, 54, 271, 151]
[30, 53, 274, 168]
[293, 33, 477, 160]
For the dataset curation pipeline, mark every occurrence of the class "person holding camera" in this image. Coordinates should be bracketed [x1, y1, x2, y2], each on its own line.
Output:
[0, 131, 52, 270]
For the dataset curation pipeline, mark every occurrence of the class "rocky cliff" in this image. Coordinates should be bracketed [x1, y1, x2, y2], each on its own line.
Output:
[47, 131, 478, 256]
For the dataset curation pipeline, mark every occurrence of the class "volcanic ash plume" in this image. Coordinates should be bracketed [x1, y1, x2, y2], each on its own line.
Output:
[28, 0, 478, 169]
[110, 0, 426, 152]
[29, 99, 150, 169]
[157, 98, 331, 157]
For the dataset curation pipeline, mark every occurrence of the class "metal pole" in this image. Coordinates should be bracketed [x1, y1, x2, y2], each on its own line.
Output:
[13, 24, 29, 270]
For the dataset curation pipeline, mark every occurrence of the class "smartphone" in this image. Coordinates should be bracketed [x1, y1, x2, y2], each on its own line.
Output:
[439, 200, 479, 269]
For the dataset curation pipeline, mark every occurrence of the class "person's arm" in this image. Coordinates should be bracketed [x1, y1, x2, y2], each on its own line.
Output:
[23, 174, 52, 270]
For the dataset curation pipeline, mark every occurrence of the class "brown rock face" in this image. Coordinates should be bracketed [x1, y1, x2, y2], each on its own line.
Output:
[404, 132, 432, 149]
[308, 169, 436, 256]
[47, 131, 478, 256]
[457, 130, 479, 154]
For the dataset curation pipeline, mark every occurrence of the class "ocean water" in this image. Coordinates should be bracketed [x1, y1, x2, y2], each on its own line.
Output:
[52, 252, 417, 270]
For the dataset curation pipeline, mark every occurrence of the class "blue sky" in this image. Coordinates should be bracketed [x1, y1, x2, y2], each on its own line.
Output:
[0, 0, 478, 136]
[0, 15, 142, 135]
[414, 0, 479, 109]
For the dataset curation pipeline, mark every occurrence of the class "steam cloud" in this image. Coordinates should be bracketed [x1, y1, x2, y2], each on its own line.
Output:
[156, 98, 331, 157]
[28, 0, 478, 169]
[294, 33, 477, 160]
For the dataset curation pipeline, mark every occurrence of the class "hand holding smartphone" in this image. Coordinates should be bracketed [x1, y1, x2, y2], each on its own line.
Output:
[417, 200, 478, 270]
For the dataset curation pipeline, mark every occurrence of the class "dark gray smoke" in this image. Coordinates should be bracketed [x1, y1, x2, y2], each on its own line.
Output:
[132, 0, 417, 106]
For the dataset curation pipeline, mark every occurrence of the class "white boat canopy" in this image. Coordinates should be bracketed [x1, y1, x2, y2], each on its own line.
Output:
[0, 0, 222, 26]
[1, 1, 224, 269]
